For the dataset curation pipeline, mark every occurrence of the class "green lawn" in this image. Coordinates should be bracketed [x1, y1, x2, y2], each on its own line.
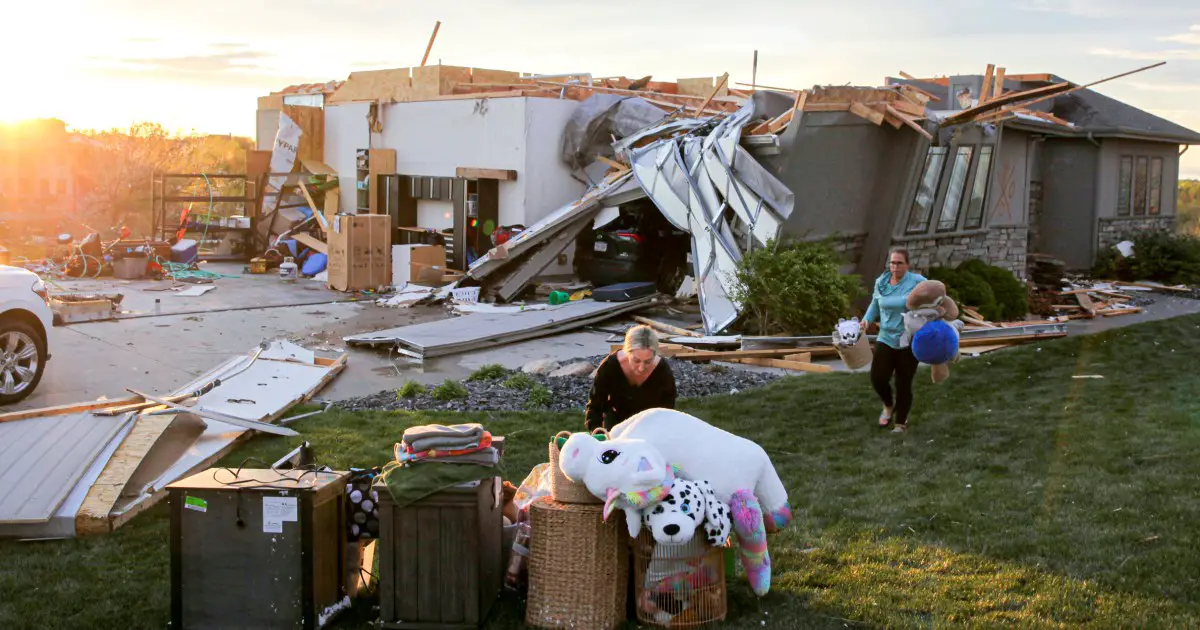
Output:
[3, 315, 1199, 628]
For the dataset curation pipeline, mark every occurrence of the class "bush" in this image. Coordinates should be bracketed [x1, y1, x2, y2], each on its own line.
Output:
[466, 364, 507, 382]
[927, 266, 1000, 321]
[957, 259, 1029, 321]
[503, 372, 536, 391]
[1092, 230, 1200, 286]
[729, 239, 864, 335]
[525, 384, 553, 409]
[396, 380, 425, 400]
[431, 380, 469, 401]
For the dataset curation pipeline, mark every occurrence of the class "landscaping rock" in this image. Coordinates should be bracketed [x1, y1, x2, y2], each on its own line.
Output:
[337, 355, 786, 414]
[522, 359, 561, 375]
[549, 361, 594, 378]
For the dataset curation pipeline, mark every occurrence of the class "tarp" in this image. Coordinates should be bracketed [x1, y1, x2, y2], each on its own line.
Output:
[560, 94, 668, 172]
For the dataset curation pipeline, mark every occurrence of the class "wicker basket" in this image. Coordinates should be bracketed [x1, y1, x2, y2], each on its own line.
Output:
[548, 430, 605, 504]
[630, 530, 727, 628]
[836, 334, 873, 370]
[525, 500, 629, 629]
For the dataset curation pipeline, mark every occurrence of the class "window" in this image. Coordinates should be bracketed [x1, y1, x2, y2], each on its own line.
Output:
[906, 147, 947, 233]
[963, 146, 994, 229]
[1148, 157, 1162, 215]
[937, 146, 974, 231]
[1133, 156, 1148, 216]
[1117, 156, 1132, 216]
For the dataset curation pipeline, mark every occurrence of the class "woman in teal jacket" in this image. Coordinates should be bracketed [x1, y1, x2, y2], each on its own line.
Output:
[860, 248, 925, 433]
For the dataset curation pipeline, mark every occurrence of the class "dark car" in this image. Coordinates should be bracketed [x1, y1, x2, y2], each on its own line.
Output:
[575, 200, 690, 292]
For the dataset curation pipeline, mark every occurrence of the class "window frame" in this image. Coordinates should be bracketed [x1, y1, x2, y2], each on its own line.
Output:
[936, 146, 975, 233]
[1148, 157, 1162, 216]
[1132, 156, 1149, 216]
[962, 146, 994, 230]
[1116, 156, 1132, 217]
[905, 147, 949, 234]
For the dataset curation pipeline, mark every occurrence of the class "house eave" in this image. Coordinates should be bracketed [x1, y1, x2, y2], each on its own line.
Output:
[1003, 121, 1200, 145]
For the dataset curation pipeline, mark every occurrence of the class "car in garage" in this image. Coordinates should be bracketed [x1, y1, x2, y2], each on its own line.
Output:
[0, 266, 53, 404]
[574, 200, 691, 292]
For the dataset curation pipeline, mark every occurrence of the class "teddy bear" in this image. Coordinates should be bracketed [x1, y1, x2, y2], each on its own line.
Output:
[558, 408, 790, 596]
[900, 279, 965, 383]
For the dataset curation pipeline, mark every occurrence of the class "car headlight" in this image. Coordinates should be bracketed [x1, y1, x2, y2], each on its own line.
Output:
[31, 278, 50, 305]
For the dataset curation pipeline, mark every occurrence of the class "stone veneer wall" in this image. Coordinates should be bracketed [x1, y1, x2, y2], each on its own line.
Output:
[787, 233, 867, 268]
[899, 227, 1029, 278]
[1026, 180, 1043, 253]
[1096, 216, 1178, 251]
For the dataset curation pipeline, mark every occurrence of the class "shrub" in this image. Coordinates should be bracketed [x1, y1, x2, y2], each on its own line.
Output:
[526, 384, 553, 409]
[927, 266, 1000, 321]
[729, 239, 864, 335]
[1092, 229, 1200, 286]
[466, 364, 507, 382]
[957, 259, 1029, 321]
[396, 380, 425, 400]
[503, 372, 536, 391]
[431, 380, 469, 401]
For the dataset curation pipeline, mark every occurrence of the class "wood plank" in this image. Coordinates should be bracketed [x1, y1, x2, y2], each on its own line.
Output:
[300, 159, 337, 176]
[898, 71, 918, 81]
[885, 105, 934, 140]
[961, 343, 1012, 355]
[992, 67, 1006, 102]
[455, 167, 517, 181]
[783, 352, 813, 363]
[1075, 292, 1098, 317]
[692, 72, 729, 117]
[632, 316, 702, 338]
[75, 414, 179, 536]
[727, 357, 833, 373]
[940, 82, 1072, 123]
[979, 64, 995, 103]
[420, 21, 441, 67]
[293, 233, 327, 254]
[961, 316, 996, 327]
[0, 396, 143, 424]
[1101, 307, 1144, 317]
[849, 101, 885, 125]
[888, 98, 926, 117]
[593, 156, 629, 173]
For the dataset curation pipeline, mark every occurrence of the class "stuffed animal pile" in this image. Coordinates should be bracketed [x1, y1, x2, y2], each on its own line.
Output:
[901, 279, 965, 383]
[558, 409, 791, 597]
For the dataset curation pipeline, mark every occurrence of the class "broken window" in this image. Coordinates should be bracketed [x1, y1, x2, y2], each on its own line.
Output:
[963, 146, 993, 229]
[937, 146, 974, 232]
[906, 147, 948, 234]
[1117, 156, 1132, 216]
[1149, 157, 1162, 215]
[1133, 156, 1148, 216]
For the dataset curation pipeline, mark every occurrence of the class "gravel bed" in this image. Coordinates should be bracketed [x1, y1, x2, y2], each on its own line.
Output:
[336, 355, 785, 413]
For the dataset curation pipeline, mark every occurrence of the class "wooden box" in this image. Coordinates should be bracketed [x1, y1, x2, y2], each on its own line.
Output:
[376, 476, 503, 629]
[168, 468, 351, 630]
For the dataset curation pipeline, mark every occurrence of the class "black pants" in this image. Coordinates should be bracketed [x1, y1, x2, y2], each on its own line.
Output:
[870, 343, 919, 425]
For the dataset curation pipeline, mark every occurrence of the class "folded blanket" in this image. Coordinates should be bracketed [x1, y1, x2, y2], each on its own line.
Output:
[418, 447, 500, 467]
[403, 423, 484, 452]
[380, 459, 505, 509]
[396, 433, 494, 464]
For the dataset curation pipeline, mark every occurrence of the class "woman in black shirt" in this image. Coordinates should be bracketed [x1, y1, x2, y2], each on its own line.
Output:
[585, 325, 677, 431]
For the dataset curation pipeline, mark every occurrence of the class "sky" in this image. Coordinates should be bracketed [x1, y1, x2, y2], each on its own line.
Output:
[4, 0, 1199, 177]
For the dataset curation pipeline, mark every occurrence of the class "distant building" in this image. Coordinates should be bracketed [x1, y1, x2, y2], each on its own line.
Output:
[0, 119, 85, 235]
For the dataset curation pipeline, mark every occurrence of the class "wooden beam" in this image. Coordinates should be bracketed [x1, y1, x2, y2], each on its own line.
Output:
[594, 156, 630, 173]
[898, 71, 918, 81]
[420, 20, 441, 67]
[992, 67, 1006, 102]
[941, 82, 1072, 124]
[293, 233, 327, 254]
[455, 167, 518, 181]
[0, 396, 144, 424]
[727, 357, 834, 373]
[888, 98, 927, 117]
[885, 105, 934, 141]
[979, 64, 995, 103]
[692, 72, 730, 118]
[783, 352, 813, 363]
[975, 61, 1166, 125]
[1076, 292, 1098, 317]
[632, 316, 702, 338]
[849, 101, 885, 125]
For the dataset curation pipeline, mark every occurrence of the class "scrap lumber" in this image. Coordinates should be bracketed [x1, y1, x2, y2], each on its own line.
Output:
[888, 98, 926, 117]
[1075, 292, 1098, 317]
[849, 101, 885, 125]
[979, 64, 995, 103]
[898, 71, 918, 81]
[455, 167, 518, 181]
[293, 233, 327, 255]
[1101, 307, 1143, 317]
[632, 316, 702, 338]
[75, 414, 181, 536]
[885, 105, 934, 140]
[0, 396, 142, 424]
[420, 21, 441, 67]
[692, 72, 730, 117]
[940, 82, 1072, 124]
[594, 156, 630, 173]
[783, 352, 813, 363]
[972, 61, 1166, 125]
[992, 67, 1006, 100]
[726, 357, 833, 373]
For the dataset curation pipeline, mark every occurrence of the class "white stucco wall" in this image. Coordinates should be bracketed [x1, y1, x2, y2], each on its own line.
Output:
[522, 98, 586, 274]
[323, 103, 371, 214]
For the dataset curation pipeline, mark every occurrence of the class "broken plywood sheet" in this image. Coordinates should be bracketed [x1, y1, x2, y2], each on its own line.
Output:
[328, 68, 412, 104]
[345, 296, 656, 359]
[0, 411, 134, 531]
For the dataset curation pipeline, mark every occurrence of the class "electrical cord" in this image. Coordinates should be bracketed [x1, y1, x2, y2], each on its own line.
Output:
[212, 456, 331, 491]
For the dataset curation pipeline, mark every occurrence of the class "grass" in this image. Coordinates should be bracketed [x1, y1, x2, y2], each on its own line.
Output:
[396, 380, 425, 399]
[3, 315, 1200, 628]
[430, 379, 469, 401]
[502, 372, 535, 391]
[525, 384, 553, 409]
[467, 363, 509, 382]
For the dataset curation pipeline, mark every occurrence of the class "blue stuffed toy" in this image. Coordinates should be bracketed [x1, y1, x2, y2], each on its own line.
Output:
[912, 319, 959, 365]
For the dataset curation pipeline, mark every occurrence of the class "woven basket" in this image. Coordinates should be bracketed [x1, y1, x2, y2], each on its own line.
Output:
[549, 429, 605, 504]
[836, 334, 872, 370]
[525, 500, 629, 629]
[631, 531, 727, 628]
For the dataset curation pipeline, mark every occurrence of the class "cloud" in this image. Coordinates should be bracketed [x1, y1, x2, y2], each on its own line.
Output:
[349, 60, 398, 69]
[1158, 24, 1200, 46]
[1089, 47, 1200, 61]
[113, 49, 271, 73]
[1012, 0, 1134, 18]
[1124, 81, 1200, 93]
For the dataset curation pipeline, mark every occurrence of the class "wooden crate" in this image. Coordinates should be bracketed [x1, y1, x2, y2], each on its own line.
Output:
[376, 476, 503, 629]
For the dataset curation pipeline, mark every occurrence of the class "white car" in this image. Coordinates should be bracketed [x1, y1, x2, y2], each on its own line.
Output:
[0, 266, 53, 404]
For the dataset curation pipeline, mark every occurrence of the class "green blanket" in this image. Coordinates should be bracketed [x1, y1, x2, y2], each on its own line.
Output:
[380, 460, 507, 509]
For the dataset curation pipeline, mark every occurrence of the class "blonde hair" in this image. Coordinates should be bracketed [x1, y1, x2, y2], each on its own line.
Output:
[622, 325, 660, 355]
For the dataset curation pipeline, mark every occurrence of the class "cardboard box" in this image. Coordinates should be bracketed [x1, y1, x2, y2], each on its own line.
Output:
[392, 244, 448, 286]
[328, 214, 392, 292]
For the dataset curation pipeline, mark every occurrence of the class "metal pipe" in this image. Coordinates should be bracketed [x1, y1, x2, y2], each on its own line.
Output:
[522, 73, 593, 87]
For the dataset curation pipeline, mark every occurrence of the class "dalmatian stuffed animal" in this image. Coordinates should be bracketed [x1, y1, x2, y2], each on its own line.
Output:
[559, 408, 791, 596]
[642, 479, 732, 547]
